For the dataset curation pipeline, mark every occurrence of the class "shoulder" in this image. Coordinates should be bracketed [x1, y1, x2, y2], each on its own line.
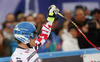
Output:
[11, 50, 23, 62]
[11, 51, 18, 58]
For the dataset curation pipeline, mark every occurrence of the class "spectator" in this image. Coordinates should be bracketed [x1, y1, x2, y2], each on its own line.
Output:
[84, 6, 90, 16]
[58, 21, 69, 40]
[51, 18, 60, 35]
[17, 13, 26, 22]
[47, 32, 62, 52]
[35, 13, 45, 34]
[26, 15, 34, 22]
[35, 13, 45, 25]
[75, 5, 84, 10]
[91, 9, 100, 23]
[78, 20, 100, 49]
[63, 10, 72, 19]
[37, 19, 62, 53]
[0, 31, 12, 57]
[49, 18, 62, 52]
[2, 21, 15, 41]
[71, 9, 86, 36]
[62, 25, 79, 51]
[78, 9, 100, 49]
[6, 13, 15, 22]
[26, 15, 36, 25]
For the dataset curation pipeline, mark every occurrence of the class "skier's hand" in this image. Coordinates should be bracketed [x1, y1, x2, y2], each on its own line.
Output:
[47, 5, 59, 22]
[29, 37, 38, 47]
[48, 5, 59, 16]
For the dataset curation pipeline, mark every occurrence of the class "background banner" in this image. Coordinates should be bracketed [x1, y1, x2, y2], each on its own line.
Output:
[83, 53, 100, 62]
[42, 55, 83, 62]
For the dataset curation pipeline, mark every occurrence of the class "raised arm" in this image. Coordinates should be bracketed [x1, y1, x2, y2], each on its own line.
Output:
[35, 5, 59, 51]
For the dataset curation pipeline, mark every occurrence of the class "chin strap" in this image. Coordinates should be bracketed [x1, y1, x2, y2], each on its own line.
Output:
[26, 43, 32, 48]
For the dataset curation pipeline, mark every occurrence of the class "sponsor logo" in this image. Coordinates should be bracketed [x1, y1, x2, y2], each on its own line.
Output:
[21, 28, 28, 31]
[25, 51, 29, 53]
[91, 60, 100, 62]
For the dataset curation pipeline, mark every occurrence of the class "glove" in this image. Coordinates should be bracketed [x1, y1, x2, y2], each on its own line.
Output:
[48, 5, 59, 17]
[47, 5, 59, 22]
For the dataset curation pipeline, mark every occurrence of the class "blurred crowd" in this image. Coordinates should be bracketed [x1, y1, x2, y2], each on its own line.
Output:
[0, 5, 100, 57]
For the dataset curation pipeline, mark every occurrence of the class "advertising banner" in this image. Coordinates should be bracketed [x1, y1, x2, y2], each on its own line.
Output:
[83, 53, 100, 62]
[62, 2, 99, 11]
[42, 55, 83, 62]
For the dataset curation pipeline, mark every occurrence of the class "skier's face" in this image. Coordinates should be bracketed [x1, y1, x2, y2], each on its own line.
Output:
[29, 37, 38, 47]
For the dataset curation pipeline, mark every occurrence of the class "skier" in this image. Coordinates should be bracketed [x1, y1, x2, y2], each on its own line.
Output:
[11, 5, 59, 62]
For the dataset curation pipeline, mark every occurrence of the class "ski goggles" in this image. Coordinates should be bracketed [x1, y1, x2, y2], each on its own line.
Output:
[7, 24, 15, 28]
[14, 30, 37, 39]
